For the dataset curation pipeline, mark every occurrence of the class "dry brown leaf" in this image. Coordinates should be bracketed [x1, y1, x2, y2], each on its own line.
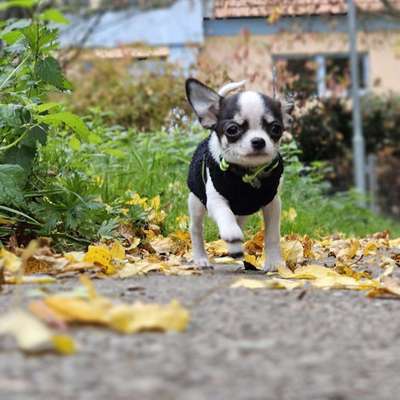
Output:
[244, 230, 264, 255]
[302, 235, 315, 259]
[206, 240, 228, 257]
[368, 277, 400, 298]
[150, 236, 174, 254]
[281, 240, 303, 267]
[337, 239, 360, 259]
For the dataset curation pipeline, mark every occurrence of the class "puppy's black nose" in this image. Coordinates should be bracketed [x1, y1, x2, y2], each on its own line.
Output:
[251, 137, 266, 150]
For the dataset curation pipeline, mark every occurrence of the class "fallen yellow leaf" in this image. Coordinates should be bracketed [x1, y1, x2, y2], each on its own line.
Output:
[231, 277, 305, 290]
[110, 241, 125, 260]
[52, 334, 77, 355]
[84, 245, 112, 268]
[107, 300, 189, 333]
[44, 296, 111, 323]
[0, 248, 21, 273]
[5, 275, 57, 284]
[363, 242, 378, 256]
[368, 277, 400, 298]
[278, 264, 379, 291]
[337, 239, 360, 259]
[40, 278, 190, 333]
[0, 309, 75, 354]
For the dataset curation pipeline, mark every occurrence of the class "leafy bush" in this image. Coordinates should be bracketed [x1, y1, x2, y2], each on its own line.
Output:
[0, 3, 159, 248]
[0, 3, 95, 241]
[63, 59, 189, 131]
[294, 93, 400, 161]
[292, 94, 400, 201]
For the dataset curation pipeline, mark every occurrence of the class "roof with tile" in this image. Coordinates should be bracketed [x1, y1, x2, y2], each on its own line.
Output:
[213, 0, 400, 18]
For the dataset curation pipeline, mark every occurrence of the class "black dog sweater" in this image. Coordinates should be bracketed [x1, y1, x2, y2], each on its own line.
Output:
[187, 137, 284, 216]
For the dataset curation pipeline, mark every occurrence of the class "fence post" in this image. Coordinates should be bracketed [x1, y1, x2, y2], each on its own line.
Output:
[348, 0, 367, 203]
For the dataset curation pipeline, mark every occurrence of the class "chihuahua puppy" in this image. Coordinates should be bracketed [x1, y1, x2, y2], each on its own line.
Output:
[185, 78, 293, 272]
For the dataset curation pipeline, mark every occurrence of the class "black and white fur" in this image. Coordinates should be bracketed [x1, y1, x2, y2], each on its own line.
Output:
[186, 78, 293, 272]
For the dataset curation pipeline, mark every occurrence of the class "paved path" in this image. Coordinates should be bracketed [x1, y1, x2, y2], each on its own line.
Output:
[1, 266, 400, 400]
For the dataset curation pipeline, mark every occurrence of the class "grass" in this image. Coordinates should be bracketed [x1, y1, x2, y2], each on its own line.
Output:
[35, 120, 400, 245]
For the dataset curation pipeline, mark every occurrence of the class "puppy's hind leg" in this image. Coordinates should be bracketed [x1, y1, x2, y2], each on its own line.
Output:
[188, 192, 212, 268]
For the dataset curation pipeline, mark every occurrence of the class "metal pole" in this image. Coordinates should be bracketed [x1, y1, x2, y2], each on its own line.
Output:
[348, 0, 367, 199]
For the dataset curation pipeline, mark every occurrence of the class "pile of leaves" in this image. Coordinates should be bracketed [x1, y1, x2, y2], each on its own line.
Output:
[234, 230, 400, 297]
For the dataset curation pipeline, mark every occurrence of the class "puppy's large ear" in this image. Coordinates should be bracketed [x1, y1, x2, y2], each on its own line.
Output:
[281, 95, 295, 130]
[186, 78, 221, 129]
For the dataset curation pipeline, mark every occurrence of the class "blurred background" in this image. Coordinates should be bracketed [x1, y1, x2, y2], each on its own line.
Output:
[1, 0, 400, 247]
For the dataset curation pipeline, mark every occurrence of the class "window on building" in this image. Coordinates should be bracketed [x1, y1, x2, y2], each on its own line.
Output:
[273, 53, 369, 98]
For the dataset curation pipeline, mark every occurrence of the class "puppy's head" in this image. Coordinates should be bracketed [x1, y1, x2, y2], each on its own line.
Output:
[186, 78, 293, 167]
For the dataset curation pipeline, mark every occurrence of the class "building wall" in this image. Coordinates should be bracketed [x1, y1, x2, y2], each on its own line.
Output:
[198, 29, 400, 95]
[59, 0, 204, 70]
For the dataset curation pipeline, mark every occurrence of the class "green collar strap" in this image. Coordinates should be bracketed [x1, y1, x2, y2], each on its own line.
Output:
[219, 154, 281, 188]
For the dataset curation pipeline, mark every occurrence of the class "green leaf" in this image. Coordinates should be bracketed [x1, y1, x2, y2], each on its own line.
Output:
[69, 136, 81, 151]
[1, 30, 23, 45]
[1, 126, 47, 172]
[21, 125, 47, 149]
[35, 56, 64, 89]
[38, 112, 90, 140]
[21, 23, 38, 51]
[40, 9, 70, 25]
[0, 164, 26, 207]
[0, 104, 30, 128]
[35, 102, 60, 113]
[22, 24, 57, 52]
[0, 205, 40, 225]
[103, 149, 126, 159]
[0, 0, 39, 11]
[88, 133, 102, 144]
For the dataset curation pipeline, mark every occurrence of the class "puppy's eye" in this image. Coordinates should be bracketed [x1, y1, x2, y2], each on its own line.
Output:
[269, 122, 283, 140]
[224, 122, 242, 138]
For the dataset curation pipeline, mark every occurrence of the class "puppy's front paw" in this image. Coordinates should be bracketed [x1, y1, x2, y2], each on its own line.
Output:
[193, 256, 213, 269]
[219, 224, 244, 244]
[263, 255, 285, 273]
[227, 240, 244, 258]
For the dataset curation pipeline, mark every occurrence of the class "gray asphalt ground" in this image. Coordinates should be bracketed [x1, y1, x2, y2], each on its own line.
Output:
[1, 265, 400, 400]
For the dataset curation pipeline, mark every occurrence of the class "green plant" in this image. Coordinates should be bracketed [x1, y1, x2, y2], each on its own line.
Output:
[0, 1, 96, 243]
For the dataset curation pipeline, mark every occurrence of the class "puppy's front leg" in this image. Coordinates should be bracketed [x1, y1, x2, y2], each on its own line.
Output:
[262, 195, 284, 272]
[188, 192, 211, 268]
[206, 177, 244, 257]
